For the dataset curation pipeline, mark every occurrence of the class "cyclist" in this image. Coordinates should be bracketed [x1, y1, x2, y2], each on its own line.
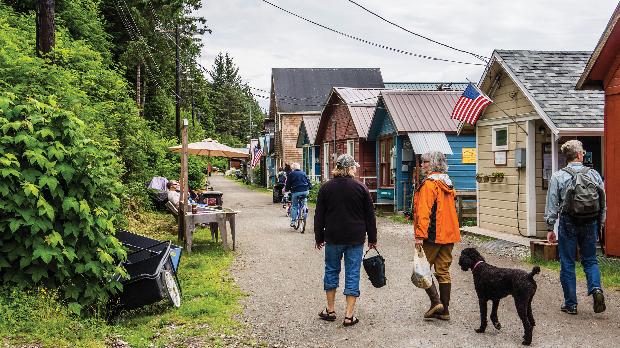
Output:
[285, 162, 312, 227]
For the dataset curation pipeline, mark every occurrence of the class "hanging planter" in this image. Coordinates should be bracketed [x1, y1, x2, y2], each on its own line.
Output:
[482, 175, 490, 183]
[475, 173, 484, 183]
[489, 175, 497, 183]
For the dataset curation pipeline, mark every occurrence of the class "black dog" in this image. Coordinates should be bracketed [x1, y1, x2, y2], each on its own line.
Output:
[459, 248, 540, 346]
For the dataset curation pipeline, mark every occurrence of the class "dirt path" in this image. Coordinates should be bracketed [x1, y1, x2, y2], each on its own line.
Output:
[213, 176, 620, 348]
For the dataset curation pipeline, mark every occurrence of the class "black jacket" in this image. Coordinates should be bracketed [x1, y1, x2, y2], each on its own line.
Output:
[314, 176, 377, 245]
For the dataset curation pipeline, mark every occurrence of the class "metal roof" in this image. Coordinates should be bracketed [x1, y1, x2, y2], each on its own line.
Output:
[494, 50, 604, 129]
[384, 82, 468, 91]
[271, 68, 384, 114]
[408, 132, 453, 155]
[302, 115, 320, 145]
[380, 91, 461, 133]
[333, 87, 385, 106]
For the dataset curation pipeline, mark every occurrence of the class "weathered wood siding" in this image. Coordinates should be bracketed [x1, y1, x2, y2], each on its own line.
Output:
[281, 114, 304, 165]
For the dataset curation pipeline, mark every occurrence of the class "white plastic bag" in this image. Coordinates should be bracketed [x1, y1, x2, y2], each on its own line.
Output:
[411, 245, 433, 289]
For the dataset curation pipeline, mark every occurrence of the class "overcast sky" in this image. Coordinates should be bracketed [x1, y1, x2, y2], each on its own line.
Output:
[195, 0, 618, 110]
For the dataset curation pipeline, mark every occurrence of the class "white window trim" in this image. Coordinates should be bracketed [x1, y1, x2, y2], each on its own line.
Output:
[323, 143, 329, 180]
[492, 125, 509, 152]
[346, 140, 355, 157]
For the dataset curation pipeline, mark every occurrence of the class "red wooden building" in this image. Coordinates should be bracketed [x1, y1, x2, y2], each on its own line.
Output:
[315, 87, 384, 197]
[577, 2, 620, 257]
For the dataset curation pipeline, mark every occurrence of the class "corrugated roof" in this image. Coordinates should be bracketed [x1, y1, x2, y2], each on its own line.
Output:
[302, 116, 321, 145]
[271, 68, 384, 113]
[408, 132, 453, 155]
[349, 106, 376, 139]
[380, 91, 461, 133]
[384, 82, 468, 91]
[333, 87, 384, 106]
[495, 50, 604, 129]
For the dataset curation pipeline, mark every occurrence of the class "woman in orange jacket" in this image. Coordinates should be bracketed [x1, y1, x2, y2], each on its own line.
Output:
[413, 151, 460, 321]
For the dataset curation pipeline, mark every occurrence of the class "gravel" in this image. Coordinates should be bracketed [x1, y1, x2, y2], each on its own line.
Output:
[212, 176, 620, 348]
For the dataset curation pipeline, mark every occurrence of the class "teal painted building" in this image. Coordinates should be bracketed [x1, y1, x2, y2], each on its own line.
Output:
[367, 90, 476, 212]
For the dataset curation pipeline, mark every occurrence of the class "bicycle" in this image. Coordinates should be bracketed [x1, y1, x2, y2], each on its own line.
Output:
[282, 192, 291, 216]
[291, 194, 309, 233]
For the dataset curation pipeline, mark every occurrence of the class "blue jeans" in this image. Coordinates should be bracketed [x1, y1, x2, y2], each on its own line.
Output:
[290, 190, 309, 223]
[323, 243, 364, 297]
[558, 216, 602, 307]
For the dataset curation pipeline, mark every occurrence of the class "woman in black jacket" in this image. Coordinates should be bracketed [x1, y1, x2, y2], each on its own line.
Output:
[314, 154, 377, 327]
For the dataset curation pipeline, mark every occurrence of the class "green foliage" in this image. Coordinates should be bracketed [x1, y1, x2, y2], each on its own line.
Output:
[0, 94, 126, 309]
[308, 180, 321, 204]
[0, 286, 110, 347]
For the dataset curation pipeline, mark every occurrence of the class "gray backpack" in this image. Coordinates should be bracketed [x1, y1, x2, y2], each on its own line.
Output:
[560, 167, 601, 219]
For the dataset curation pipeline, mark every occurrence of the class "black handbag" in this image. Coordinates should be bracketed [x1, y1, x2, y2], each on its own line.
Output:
[362, 248, 386, 288]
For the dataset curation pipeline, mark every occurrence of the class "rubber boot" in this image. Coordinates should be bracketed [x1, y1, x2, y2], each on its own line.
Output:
[424, 283, 444, 318]
[435, 283, 451, 320]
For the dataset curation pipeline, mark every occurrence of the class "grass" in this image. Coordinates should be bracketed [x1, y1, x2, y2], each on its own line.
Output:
[0, 210, 248, 348]
[386, 214, 412, 225]
[527, 255, 620, 290]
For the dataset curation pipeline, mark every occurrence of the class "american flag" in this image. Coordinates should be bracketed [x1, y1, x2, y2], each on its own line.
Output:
[251, 143, 263, 168]
[451, 83, 493, 125]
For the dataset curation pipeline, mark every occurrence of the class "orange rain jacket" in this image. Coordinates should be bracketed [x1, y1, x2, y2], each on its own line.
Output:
[413, 172, 460, 244]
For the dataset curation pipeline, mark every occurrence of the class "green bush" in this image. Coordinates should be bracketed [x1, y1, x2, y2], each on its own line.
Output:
[308, 180, 321, 204]
[0, 95, 126, 312]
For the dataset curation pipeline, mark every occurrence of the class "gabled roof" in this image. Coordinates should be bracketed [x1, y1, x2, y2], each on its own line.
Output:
[491, 50, 604, 131]
[384, 82, 468, 91]
[379, 91, 461, 133]
[301, 116, 320, 145]
[270, 68, 384, 114]
[576, 2, 620, 89]
[316, 87, 384, 143]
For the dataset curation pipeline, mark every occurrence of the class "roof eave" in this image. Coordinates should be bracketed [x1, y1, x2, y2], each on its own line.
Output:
[557, 127, 604, 137]
[576, 2, 620, 90]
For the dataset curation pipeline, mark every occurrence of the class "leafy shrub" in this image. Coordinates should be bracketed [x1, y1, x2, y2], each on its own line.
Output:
[308, 180, 321, 204]
[0, 95, 126, 312]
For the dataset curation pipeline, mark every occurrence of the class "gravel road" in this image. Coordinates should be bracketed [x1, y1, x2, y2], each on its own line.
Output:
[214, 176, 620, 348]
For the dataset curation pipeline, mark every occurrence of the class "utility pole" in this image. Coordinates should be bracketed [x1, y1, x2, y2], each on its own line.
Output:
[175, 24, 181, 142]
[190, 77, 195, 127]
[249, 105, 253, 185]
[36, 0, 55, 57]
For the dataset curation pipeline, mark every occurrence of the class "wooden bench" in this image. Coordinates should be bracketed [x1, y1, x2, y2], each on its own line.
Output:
[530, 240, 559, 261]
[455, 190, 477, 226]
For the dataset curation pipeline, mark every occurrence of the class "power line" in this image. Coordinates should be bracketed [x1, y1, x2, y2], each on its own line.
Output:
[346, 0, 488, 63]
[259, 0, 484, 66]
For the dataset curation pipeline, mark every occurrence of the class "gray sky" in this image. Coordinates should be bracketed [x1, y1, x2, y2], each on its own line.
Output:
[195, 0, 618, 110]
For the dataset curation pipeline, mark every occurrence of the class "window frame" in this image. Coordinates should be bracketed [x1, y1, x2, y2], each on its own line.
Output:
[492, 125, 509, 152]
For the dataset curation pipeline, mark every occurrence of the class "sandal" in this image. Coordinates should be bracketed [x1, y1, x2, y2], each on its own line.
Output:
[318, 308, 336, 321]
[343, 316, 359, 327]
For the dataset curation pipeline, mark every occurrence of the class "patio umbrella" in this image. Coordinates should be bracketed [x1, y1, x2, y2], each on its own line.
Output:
[169, 138, 249, 158]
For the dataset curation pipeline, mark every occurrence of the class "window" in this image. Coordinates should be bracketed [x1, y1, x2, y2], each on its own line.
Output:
[379, 137, 394, 187]
[323, 143, 329, 180]
[492, 126, 509, 151]
[346, 140, 355, 157]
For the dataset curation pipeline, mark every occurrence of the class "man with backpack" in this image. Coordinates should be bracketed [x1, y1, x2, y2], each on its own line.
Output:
[545, 140, 606, 315]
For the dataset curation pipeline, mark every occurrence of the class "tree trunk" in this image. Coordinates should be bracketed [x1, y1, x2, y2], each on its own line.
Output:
[36, 0, 55, 57]
[136, 63, 141, 107]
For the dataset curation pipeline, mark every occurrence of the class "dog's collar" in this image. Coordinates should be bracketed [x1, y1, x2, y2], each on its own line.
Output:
[473, 261, 484, 270]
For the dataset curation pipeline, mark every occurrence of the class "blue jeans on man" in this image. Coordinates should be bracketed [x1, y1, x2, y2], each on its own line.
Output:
[558, 216, 602, 308]
[323, 243, 364, 297]
[290, 190, 309, 224]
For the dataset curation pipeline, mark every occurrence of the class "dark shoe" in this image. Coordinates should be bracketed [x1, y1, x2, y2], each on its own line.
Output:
[424, 284, 444, 318]
[561, 304, 577, 315]
[592, 288, 606, 313]
[318, 308, 336, 321]
[343, 316, 359, 327]
[290, 222, 295, 228]
[434, 283, 451, 321]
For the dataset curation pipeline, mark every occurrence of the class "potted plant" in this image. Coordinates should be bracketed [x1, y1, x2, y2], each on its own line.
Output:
[492, 172, 505, 183]
[475, 173, 484, 183]
[482, 174, 490, 183]
[489, 174, 497, 182]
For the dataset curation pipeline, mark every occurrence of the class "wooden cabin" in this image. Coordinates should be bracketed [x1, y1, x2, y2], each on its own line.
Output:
[315, 87, 384, 198]
[367, 90, 476, 212]
[473, 50, 604, 237]
[576, 3, 620, 257]
[270, 68, 384, 170]
[296, 116, 321, 182]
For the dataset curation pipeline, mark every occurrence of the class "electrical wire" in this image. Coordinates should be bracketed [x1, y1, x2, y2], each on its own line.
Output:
[346, 0, 488, 63]
[259, 0, 484, 66]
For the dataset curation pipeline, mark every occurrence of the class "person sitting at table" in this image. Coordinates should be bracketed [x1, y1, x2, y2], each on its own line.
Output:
[167, 180, 180, 207]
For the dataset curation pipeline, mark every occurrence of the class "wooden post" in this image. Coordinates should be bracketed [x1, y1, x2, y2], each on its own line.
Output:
[178, 119, 189, 249]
